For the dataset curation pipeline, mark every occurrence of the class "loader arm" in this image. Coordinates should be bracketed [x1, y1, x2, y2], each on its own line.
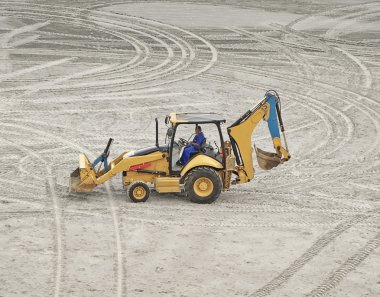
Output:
[70, 150, 166, 192]
[227, 91, 290, 183]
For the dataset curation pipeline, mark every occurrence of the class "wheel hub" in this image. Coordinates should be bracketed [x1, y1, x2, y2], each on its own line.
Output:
[199, 182, 208, 191]
[193, 177, 213, 197]
[133, 186, 146, 199]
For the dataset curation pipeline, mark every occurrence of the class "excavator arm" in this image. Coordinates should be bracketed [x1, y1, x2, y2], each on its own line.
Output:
[227, 91, 290, 183]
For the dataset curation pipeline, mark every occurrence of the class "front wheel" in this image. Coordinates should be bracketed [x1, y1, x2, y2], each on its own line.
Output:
[184, 167, 222, 204]
[128, 182, 150, 203]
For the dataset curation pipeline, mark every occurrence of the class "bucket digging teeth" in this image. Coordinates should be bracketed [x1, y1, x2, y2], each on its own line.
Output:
[255, 146, 282, 170]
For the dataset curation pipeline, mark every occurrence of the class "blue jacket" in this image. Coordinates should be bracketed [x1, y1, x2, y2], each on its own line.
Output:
[192, 132, 205, 148]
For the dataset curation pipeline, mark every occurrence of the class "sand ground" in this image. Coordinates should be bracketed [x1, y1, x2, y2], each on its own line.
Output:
[0, 1, 379, 296]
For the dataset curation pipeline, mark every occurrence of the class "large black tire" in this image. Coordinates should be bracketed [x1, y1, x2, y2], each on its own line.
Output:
[184, 167, 222, 204]
[128, 182, 150, 203]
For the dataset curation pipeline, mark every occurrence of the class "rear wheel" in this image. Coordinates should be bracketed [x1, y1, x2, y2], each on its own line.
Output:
[128, 182, 150, 203]
[184, 167, 222, 204]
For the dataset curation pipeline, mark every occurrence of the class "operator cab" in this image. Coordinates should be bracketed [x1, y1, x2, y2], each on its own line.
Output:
[165, 113, 226, 175]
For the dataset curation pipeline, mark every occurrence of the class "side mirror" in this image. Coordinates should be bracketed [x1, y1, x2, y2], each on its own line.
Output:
[166, 127, 174, 139]
[165, 115, 169, 125]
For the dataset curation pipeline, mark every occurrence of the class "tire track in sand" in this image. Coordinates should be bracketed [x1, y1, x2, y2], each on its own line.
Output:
[0, 136, 63, 297]
[0, 2, 217, 92]
[0, 120, 125, 297]
[306, 231, 380, 297]
[249, 214, 375, 297]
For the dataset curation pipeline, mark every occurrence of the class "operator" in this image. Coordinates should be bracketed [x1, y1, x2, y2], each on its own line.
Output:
[178, 125, 205, 166]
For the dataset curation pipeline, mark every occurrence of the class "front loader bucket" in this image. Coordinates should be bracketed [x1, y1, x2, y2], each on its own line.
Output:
[255, 146, 282, 170]
[69, 154, 98, 192]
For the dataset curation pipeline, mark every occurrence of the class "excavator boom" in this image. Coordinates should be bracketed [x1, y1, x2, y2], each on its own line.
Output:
[227, 91, 290, 183]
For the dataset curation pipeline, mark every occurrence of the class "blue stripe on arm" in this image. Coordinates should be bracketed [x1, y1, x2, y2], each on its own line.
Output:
[266, 96, 280, 139]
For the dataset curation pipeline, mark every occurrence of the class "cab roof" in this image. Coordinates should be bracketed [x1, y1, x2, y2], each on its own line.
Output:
[169, 113, 226, 125]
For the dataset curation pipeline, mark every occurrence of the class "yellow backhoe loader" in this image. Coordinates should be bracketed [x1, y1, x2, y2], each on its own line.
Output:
[70, 90, 290, 203]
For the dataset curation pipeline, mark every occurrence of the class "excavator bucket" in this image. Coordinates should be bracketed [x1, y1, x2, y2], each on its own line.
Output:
[69, 154, 98, 192]
[255, 146, 282, 170]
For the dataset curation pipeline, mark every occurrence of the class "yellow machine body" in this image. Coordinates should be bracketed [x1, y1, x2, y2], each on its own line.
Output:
[180, 155, 223, 177]
[70, 90, 290, 202]
[155, 177, 181, 193]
